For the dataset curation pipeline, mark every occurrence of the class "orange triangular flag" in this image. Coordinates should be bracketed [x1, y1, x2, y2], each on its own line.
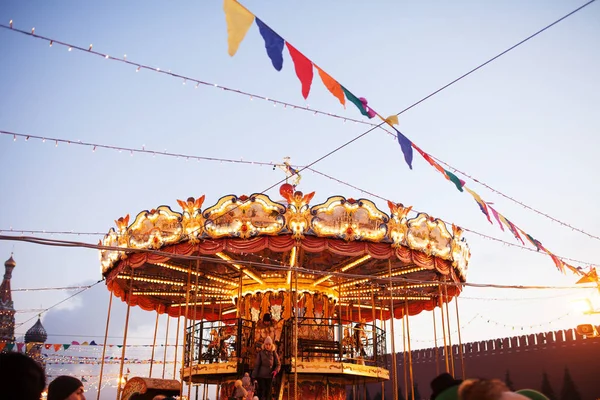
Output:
[53, 344, 62, 352]
[315, 66, 345, 107]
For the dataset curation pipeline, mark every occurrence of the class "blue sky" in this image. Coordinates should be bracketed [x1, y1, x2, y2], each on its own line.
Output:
[1, 0, 599, 396]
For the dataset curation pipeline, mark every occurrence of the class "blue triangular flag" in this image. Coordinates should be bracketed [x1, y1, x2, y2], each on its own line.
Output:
[255, 18, 284, 71]
[394, 128, 413, 169]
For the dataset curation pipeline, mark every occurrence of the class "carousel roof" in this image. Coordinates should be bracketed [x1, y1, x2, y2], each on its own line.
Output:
[99, 185, 470, 321]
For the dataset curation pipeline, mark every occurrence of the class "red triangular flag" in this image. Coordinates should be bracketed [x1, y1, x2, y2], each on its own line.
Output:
[285, 43, 313, 99]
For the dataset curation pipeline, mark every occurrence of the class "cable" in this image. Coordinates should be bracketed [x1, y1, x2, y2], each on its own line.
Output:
[1, 234, 596, 289]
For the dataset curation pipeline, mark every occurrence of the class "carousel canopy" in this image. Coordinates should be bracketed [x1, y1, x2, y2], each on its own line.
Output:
[99, 185, 470, 321]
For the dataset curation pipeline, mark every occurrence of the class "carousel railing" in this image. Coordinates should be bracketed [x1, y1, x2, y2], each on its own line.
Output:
[184, 318, 255, 367]
[282, 317, 386, 368]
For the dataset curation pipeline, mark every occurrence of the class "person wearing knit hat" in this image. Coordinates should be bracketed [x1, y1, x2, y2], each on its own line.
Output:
[48, 375, 86, 400]
[516, 389, 550, 400]
[252, 336, 280, 400]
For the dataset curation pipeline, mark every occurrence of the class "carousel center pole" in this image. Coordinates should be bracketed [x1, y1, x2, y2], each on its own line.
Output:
[96, 292, 113, 400]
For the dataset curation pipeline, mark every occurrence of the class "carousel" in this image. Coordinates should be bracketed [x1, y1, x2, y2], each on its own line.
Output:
[99, 182, 470, 400]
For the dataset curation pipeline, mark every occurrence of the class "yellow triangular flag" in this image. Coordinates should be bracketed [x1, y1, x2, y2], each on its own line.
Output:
[223, 0, 255, 56]
[26, 342, 35, 352]
[384, 115, 399, 125]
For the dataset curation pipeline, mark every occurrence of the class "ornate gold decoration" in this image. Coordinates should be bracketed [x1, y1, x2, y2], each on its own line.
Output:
[203, 194, 286, 239]
[406, 213, 452, 259]
[451, 224, 470, 278]
[128, 206, 183, 249]
[282, 190, 315, 239]
[177, 196, 205, 243]
[100, 188, 470, 277]
[311, 197, 388, 241]
[387, 201, 412, 247]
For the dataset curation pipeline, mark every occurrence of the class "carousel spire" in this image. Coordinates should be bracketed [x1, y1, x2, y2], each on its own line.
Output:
[0, 254, 17, 342]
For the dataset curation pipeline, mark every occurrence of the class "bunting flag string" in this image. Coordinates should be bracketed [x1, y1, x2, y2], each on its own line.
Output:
[0, 341, 183, 353]
[223, 0, 374, 118]
[222, 0, 597, 283]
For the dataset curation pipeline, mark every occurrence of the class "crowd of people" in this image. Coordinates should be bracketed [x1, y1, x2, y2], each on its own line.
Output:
[0, 352, 86, 400]
[1, 344, 553, 400]
[430, 372, 552, 400]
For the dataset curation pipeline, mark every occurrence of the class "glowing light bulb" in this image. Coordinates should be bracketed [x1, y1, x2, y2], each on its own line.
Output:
[136, 66, 140, 72]
[49, 40, 53, 47]
[31, 27, 35, 34]
[9, 20, 13, 28]
[68, 47, 72, 51]
[88, 44, 93, 51]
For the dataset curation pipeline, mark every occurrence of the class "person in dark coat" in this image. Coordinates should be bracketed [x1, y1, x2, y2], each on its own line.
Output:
[252, 336, 280, 400]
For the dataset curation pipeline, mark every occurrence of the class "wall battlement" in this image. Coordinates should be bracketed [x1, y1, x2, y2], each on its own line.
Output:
[372, 329, 600, 400]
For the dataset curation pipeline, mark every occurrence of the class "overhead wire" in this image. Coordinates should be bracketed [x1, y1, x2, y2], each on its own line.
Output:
[0, 234, 596, 289]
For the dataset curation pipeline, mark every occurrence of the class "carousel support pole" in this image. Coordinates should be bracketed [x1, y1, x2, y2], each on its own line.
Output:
[438, 283, 450, 373]
[162, 314, 170, 379]
[402, 313, 408, 400]
[455, 296, 466, 378]
[149, 312, 160, 377]
[380, 305, 385, 400]
[371, 289, 376, 364]
[443, 278, 455, 376]
[198, 288, 205, 365]
[188, 259, 201, 400]
[387, 260, 398, 400]
[96, 292, 113, 400]
[180, 261, 193, 397]
[116, 269, 134, 400]
[294, 257, 299, 400]
[173, 313, 181, 379]
[404, 288, 414, 400]
[432, 308, 440, 376]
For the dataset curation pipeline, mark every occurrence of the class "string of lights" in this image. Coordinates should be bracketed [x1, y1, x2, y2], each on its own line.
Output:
[475, 311, 573, 331]
[2, 130, 596, 268]
[1, 234, 597, 289]
[12, 285, 94, 292]
[0, 22, 377, 128]
[14, 280, 103, 328]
